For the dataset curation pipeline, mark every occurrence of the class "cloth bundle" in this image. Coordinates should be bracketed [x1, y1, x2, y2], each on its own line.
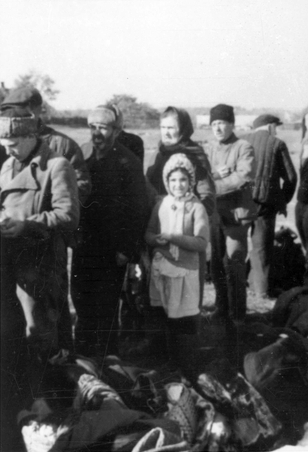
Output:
[194, 372, 282, 450]
[164, 383, 198, 446]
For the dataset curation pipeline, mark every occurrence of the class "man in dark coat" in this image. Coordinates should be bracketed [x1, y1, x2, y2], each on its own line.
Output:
[116, 130, 144, 164]
[72, 105, 147, 359]
[244, 115, 297, 297]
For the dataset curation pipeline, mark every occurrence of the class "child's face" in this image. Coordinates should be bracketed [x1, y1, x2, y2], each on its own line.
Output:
[168, 170, 190, 198]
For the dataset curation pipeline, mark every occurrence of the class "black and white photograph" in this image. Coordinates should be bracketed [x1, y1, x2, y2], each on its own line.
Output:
[1, 0, 308, 451]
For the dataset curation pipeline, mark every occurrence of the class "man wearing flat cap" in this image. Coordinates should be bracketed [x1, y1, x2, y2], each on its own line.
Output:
[204, 104, 256, 326]
[243, 114, 297, 298]
[1, 86, 91, 203]
[72, 105, 147, 359]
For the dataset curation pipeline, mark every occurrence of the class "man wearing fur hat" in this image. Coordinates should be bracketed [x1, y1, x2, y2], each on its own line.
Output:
[1, 86, 91, 203]
[72, 105, 147, 359]
[0, 106, 80, 347]
[243, 115, 297, 297]
[0, 107, 79, 448]
[204, 104, 256, 326]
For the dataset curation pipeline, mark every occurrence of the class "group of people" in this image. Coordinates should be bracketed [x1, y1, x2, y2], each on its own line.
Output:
[0, 87, 304, 387]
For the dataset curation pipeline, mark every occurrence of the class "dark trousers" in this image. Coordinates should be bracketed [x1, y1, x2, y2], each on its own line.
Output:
[210, 212, 249, 322]
[72, 253, 126, 360]
[248, 212, 276, 296]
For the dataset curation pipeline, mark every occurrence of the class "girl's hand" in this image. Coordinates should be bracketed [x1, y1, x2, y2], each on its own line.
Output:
[160, 232, 171, 241]
[156, 233, 169, 245]
[216, 165, 231, 179]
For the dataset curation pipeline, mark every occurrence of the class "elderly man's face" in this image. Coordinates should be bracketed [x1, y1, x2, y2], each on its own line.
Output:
[0, 136, 36, 161]
[211, 120, 234, 143]
[89, 122, 116, 151]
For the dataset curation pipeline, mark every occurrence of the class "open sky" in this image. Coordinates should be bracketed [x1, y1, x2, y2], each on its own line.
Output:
[1, 0, 308, 111]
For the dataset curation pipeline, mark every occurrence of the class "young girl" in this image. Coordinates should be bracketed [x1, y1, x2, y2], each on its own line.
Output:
[145, 153, 209, 377]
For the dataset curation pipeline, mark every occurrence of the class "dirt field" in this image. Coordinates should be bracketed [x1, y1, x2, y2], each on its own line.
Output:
[54, 124, 303, 314]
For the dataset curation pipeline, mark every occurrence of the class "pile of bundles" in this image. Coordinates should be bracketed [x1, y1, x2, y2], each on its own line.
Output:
[18, 351, 285, 452]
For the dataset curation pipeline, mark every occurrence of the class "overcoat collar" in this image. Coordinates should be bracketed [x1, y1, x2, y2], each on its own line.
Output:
[0, 141, 52, 193]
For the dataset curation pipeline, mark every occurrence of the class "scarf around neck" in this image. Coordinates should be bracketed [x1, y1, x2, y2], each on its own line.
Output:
[159, 139, 201, 157]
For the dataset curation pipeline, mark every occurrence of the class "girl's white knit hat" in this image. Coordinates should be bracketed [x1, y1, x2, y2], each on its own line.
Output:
[163, 153, 196, 192]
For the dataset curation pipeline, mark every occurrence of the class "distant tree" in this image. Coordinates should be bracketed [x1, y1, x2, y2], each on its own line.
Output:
[106, 94, 160, 129]
[14, 70, 59, 101]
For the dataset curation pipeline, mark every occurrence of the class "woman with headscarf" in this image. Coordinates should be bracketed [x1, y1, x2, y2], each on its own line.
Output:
[146, 106, 215, 217]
